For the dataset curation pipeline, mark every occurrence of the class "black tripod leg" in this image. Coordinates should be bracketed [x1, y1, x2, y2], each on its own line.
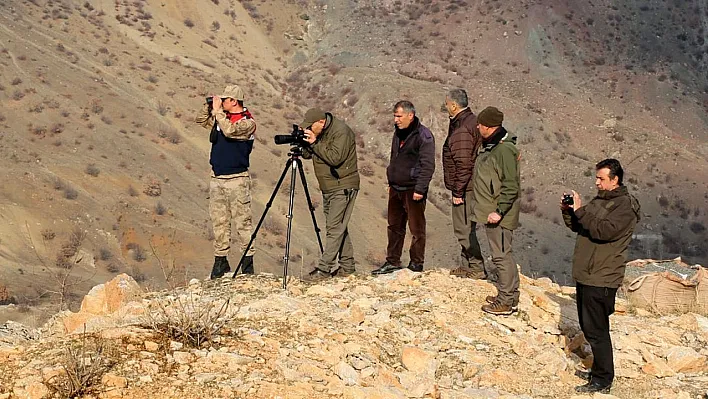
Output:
[282, 159, 299, 289]
[231, 159, 293, 278]
[295, 158, 324, 254]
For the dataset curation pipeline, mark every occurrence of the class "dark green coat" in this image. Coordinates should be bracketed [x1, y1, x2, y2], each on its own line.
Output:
[472, 128, 521, 230]
[563, 186, 641, 288]
[302, 114, 360, 194]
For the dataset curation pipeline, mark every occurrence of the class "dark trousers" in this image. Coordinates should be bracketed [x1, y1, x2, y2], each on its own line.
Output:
[576, 283, 617, 386]
[451, 191, 484, 269]
[386, 188, 426, 266]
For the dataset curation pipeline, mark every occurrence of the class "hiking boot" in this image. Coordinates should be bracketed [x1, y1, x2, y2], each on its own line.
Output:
[407, 262, 423, 272]
[371, 262, 403, 275]
[485, 295, 519, 311]
[302, 268, 332, 283]
[240, 255, 254, 275]
[451, 266, 485, 279]
[332, 268, 355, 278]
[481, 300, 517, 316]
[210, 256, 231, 280]
[575, 381, 611, 394]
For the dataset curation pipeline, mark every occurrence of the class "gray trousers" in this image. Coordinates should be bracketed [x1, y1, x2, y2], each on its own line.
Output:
[317, 189, 358, 273]
[484, 225, 520, 306]
[451, 191, 484, 271]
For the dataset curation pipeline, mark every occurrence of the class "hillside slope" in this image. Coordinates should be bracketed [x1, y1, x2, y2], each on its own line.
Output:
[0, 0, 707, 324]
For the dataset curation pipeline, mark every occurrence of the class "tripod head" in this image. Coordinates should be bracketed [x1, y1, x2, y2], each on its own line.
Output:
[288, 145, 305, 158]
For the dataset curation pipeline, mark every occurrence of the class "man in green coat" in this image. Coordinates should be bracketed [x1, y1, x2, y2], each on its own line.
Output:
[300, 108, 360, 282]
[472, 107, 521, 316]
[561, 158, 640, 394]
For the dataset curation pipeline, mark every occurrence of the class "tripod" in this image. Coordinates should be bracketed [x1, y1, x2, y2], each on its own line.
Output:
[231, 146, 324, 289]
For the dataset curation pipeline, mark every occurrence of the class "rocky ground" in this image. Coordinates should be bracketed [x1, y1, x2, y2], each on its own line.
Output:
[1, 269, 707, 399]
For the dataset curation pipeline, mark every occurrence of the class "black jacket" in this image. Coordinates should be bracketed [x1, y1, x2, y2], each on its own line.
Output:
[386, 117, 436, 195]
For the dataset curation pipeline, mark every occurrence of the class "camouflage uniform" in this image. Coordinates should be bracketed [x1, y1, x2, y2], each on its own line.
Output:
[195, 85, 256, 276]
[209, 175, 255, 257]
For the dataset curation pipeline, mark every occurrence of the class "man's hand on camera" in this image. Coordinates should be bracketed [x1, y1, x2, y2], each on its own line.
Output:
[452, 197, 464, 205]
[487, 212, 502, 224]
[303, 128, 317, 144]
[211, 96, 222, 111]
[571, 190, 582, 211]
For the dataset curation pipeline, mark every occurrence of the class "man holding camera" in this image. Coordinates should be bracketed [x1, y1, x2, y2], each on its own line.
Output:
[371, 100, 436, 275]
[195, 85, 256, 279]
[300, 108, 360, 282]
[472, 107, 521, 316]
[561, 158, 640, 394]
[442, 89, 486, 279]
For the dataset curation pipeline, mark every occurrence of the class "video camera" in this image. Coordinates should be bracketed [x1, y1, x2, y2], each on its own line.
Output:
[274, 124, 307, 146]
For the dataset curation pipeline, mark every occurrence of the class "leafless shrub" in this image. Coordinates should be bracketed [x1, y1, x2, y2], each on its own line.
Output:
[127, 243, 147, 262]
[99, 248, 112, 261]
[184, 18, 194, 28]
[689, 221, 706, 234]
[147, 74, 158, 84]
[45, 334, 116, 398]
[128, 185, 139, 197]
[11, 90, 25, 101]
[11, 77, 22, 85]
[106, 263, 120, 273]
[143, 295, 230, 348]
[64, 186, 78, 200]
[90, 99, 103, 114]
[85, 164, 100, 177]
[364, 250, 385, 266]
[156, 101, 169, 116]
[359, 162, 375, 177]
[155, 202, 166, 215]
[41, 229, 56, 241]
[100, 115, 112, 125]
[263, 216, 285, 236]
[211, 21, 220, 31]
[51, 123, 65, 134]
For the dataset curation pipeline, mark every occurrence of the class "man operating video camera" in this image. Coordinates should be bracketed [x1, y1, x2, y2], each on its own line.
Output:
[298, 108, 360, 282]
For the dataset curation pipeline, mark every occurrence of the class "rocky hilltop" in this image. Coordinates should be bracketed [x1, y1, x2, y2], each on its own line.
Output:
[1, 268, 707, 399]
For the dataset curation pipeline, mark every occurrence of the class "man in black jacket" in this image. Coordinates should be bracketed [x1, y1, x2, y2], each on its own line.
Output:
[561, 158, 640, 394]
[372, 101, 436, 275]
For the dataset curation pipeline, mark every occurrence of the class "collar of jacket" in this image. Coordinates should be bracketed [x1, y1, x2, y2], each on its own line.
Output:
[395, 116, 420, 141]
[449, 107, 472, 127]
[597, 185, 628, 200]
[481, 126, 509, 151]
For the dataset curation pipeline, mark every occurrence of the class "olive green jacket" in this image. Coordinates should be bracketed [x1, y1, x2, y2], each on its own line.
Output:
[472, 128, 521, 230]
[302, 114, 360, 193]
[563, 185, 641, 288]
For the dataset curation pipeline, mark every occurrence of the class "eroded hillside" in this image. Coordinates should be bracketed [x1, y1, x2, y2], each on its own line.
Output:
[0, 0, 707, 324]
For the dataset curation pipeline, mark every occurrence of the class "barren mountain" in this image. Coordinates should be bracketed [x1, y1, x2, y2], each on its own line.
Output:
[0, 0, 707, 323]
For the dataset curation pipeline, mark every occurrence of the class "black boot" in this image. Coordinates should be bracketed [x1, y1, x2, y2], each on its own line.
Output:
[241, 255, 254, 274]
[210, 256, 231, 280]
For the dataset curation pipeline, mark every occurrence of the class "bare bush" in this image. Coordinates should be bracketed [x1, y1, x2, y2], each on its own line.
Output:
[85, 164, 100, 177]
[359, 162, 375, 177]
[155, 202, 166, 215]
[184, 18, 194, 28]
[64, 186, 78, 200]
[143, 295, 230, 348]
[263, 216, 285, 236]
[46, 334, 116, 398]
[41, 229, 56, 241]
[99, 248, 112, 261]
